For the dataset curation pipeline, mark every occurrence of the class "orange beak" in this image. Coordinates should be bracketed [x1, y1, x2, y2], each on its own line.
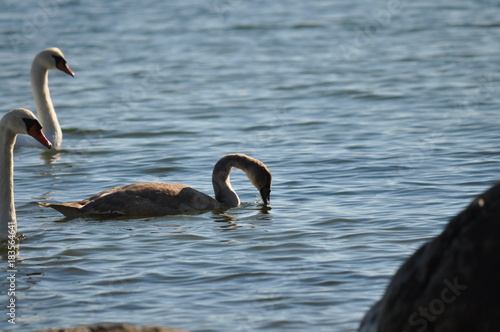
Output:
[28, 126, 52, 149]
[57, 61, 75, 77]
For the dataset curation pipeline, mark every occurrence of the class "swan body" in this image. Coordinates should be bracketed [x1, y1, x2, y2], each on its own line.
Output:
[15, 47, 74, 149]
[1, 108, 51, 241]
[41, 154, 272, 218]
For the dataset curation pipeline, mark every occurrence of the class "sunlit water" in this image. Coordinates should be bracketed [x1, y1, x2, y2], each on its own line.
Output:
[0, 0, 499, 331]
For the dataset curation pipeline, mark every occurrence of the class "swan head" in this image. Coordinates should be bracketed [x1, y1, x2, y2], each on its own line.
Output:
[34, 47, 75, 77]
[252, 166, 272, 206]
[240, 155, 272, 206]
[2, 108, 52, 149]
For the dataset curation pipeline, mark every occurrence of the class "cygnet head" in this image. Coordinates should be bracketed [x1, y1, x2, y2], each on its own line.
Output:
[34, 47, 75, 77]
[248, 161, 272, 205]
[2, 108, 52, 149]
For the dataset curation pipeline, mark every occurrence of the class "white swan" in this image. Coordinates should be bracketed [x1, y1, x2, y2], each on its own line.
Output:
[41, 154, 272, 218]
[1, 108, 52, 241]
[15, 48, 74, 149]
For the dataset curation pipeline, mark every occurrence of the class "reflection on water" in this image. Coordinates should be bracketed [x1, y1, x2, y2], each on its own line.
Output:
[39, 151, 62, 165]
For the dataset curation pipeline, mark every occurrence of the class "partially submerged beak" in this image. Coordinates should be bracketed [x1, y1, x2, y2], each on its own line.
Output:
[28, 125, 52, 149]
[56, 61, 75, 77]
[260, 187, 271, 206]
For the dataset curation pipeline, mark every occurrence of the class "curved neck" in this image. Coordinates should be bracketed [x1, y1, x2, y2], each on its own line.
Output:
[0, 128, 17, 241]
[31, 62, 61, 147]
[212, 160, 241, 208]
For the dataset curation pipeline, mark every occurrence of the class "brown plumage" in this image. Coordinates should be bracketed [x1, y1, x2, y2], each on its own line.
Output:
[41, 154, 272, 218]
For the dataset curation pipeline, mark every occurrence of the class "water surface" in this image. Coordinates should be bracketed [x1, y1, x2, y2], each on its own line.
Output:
[0, 0, 499, 331]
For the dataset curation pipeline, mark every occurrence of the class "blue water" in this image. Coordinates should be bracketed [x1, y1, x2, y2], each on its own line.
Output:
[0, 0, 499, 331]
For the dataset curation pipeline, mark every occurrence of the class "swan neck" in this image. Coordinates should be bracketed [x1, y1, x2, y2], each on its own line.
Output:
[0, 128, 17, 240]
[31, 62, 61, 146]
[212, 163, 240, 208]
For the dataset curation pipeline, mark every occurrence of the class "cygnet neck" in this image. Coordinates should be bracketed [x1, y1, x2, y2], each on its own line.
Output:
[212, 154, 265, 208]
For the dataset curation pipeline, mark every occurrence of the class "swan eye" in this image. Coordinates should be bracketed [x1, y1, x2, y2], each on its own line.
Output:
[22, 118, 42, 132]
[22, 118, 51, 149]
[52, 54, 75, 76]
[52, 54, 66, 65]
